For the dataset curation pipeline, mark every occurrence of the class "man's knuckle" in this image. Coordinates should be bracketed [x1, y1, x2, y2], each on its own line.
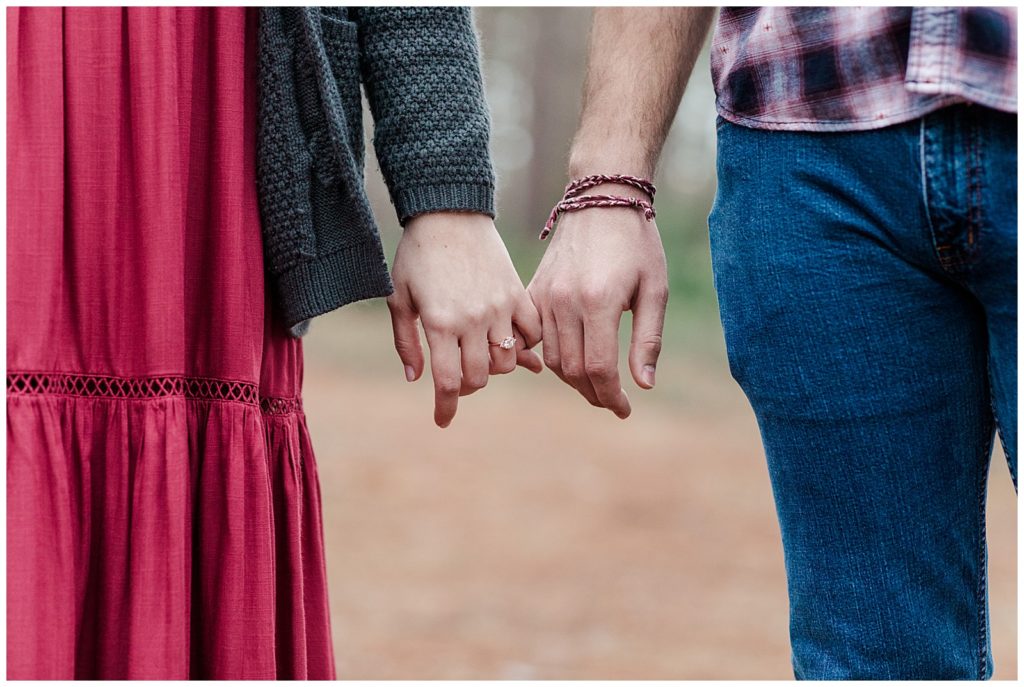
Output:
[393, 337, 417, 352]
[585, 361, 615, 381]
[640, 333, 664, 353]
[549, 282, 575, 306]
[580, 284, 610, 307]
[562, 362, 585, 382]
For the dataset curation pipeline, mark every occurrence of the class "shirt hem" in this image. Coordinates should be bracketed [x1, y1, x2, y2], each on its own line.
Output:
[715, 96, 968, 132]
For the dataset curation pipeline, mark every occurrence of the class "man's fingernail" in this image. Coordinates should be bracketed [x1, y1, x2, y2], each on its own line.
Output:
[617, 389, 632, 418]
[643, 364, 656, 387]
[405, 365, 415, 382]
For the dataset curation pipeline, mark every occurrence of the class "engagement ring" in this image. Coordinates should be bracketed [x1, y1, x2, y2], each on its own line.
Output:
[489, 336, 516, 350]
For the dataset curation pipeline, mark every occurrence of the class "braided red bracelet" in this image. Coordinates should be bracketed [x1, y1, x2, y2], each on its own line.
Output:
[540, 174, 657, 240]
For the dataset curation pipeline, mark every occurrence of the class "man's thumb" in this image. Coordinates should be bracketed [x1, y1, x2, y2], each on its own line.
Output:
[628, 281, 668, 389]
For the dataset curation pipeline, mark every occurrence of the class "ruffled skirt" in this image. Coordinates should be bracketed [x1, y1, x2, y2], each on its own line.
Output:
[6, 7, 335, 679]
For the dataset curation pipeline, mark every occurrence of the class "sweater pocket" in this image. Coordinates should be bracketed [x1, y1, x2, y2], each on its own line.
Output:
[317, 15, 365, 178]
[257, 9, 318, 275]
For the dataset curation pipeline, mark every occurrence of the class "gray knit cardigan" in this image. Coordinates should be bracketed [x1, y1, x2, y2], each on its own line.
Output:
[256, 7, 496, 336]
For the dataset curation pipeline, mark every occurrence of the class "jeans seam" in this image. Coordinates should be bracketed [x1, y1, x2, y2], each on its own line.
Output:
[918, 115, 961, 273]
[919, 118, 936, 240]
[987, 363, 1016, 487]
[924, 107, 986, 275]
[976, 410, 995, 679]
[965, 110, 985, 264]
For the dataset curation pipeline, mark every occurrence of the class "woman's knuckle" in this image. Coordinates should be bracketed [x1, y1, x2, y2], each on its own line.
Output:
[436, 377, 461, 395]
[425, 312, 457, 333]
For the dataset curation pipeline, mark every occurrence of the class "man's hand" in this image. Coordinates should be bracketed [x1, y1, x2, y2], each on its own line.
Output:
[527, 187, 668, 419]
[527, 7, 713, 417]
[388, 212, 543, 428]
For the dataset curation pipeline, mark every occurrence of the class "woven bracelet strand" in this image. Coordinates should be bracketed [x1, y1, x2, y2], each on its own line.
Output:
[540, 174, 657, 240]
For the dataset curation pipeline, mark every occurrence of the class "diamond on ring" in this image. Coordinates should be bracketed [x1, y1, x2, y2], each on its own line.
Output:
[493, 336, 516, 350]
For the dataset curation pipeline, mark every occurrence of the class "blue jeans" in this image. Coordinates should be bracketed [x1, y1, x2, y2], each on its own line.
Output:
[709, 104, 1017, 679]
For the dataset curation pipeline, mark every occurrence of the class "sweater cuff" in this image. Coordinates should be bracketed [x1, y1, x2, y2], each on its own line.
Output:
[393, 182, 496, 226]
[271, 239, 395, 335]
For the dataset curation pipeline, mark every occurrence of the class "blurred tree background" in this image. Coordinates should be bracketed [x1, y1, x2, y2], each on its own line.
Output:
[304, 7, 1017, 678]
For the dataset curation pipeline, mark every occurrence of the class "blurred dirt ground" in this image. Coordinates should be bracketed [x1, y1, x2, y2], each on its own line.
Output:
[302, 304, 1017, 680]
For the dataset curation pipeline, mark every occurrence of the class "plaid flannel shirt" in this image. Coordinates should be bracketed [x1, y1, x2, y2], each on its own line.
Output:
[711, 7, 1017, 131]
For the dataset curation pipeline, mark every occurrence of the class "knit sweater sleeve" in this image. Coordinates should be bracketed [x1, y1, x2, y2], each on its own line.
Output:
[351, 7, 496, 224]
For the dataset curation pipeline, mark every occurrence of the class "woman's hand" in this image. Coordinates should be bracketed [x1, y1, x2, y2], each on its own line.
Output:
[388, 212, 543, 428]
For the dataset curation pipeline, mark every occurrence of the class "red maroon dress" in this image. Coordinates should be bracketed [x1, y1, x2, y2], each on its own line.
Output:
[7, 7, 335, 679]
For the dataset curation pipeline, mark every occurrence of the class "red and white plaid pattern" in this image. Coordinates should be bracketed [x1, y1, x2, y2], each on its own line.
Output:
[711, 7, 1017, 131]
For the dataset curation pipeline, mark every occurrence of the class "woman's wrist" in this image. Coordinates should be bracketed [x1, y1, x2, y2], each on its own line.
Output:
[394, 183, 495, 227]
[404, 210, 495, 232]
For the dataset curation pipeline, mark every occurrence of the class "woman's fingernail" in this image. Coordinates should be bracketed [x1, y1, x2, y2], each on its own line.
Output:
[643, 364, 656, 387]
[405, 365, 415, 382]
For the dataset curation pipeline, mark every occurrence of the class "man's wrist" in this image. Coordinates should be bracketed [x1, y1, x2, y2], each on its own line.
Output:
[559, 165, 657, 202]
[567, 135, 656, 181]
[567, 158, 654, 181]
[540, 173, 658, 240]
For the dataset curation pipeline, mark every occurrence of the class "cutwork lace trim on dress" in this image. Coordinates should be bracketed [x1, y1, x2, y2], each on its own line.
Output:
[7, 372, 303, 415]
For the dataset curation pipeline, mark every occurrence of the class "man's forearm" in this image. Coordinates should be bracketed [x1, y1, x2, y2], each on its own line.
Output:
[568, 7, 716, 180]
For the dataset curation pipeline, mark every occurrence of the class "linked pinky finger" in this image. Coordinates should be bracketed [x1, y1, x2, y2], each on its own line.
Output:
[513, 325, 543, 373]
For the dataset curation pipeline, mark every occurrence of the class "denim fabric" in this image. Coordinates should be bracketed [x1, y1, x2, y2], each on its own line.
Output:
[708, 104, 1017, 679]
